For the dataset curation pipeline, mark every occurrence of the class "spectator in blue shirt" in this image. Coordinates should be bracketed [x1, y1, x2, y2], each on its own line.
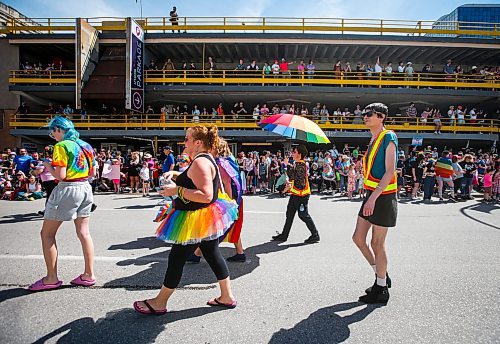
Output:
[162, 146, 175, 174]
[13, 148, 33, 175]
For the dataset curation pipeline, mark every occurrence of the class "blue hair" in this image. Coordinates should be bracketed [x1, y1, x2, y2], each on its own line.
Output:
[48, 116, 80, 141]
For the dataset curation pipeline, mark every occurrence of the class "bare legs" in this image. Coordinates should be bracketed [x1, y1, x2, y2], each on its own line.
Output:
[74, 217, 95, 280]
[40, 219, 63, 284]
[352, 216, 388, 279]
[234, 238, 244, 255]
[39, 216, 94, 284]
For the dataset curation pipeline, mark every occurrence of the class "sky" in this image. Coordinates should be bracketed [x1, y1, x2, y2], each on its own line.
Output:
[4, 0, 500, 22]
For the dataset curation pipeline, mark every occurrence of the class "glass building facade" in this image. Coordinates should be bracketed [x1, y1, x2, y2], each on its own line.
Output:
[431, 4, 500, 39]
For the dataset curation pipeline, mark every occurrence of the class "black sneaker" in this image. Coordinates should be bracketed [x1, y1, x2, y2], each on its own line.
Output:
[186, 253, 201, 264]
[359, 284, 389, 304]
[304, 234, 320, 244]
[226, 253, 246, 262]
[90, 203, 97, 212]
[272, 233, 288, 242]
[365, 273, 392, 294]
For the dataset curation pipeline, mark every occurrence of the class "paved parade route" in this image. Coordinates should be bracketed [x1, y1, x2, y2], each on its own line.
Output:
[0, 193, 499, 343]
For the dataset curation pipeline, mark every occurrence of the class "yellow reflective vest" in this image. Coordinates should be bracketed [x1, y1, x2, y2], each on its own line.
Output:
[289, 160, 311, 197]
[363, 130, 397, 194]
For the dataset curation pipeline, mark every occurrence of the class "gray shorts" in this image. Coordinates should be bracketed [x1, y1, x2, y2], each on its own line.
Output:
[44, 181, 93, 221]
[437, 176, 453, 183]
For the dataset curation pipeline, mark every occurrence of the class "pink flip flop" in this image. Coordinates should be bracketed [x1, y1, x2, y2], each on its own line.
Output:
[207, 297, 237, 309]
[133, 300, 167, 315]
[70, 275, 96, 287]
[28, 278, 63, 292]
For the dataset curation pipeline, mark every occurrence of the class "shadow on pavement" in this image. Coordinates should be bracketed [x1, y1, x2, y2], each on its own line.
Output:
[115, 204, 157, 210]
[268, 302, 383, 344]
[460, 202, 500, 230]
[33, 306, 223, 344]
[104, 239, 307, 289]
[0, 287, 31, 303]
[108, 236, 168, 251]
[0, 212, 42, 225]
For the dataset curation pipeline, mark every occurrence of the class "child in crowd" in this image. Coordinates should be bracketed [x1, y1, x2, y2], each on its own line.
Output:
[110, 159, 121, 193]
[358, 167, 365, 199]
[482, 167, 493, 203]
[258, 156, 269, 193]
[347, 163, 357, 200]
[139, 161, 150, 197]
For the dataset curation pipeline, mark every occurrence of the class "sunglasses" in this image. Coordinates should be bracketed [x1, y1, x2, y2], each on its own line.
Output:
[362, 110, 378, 118]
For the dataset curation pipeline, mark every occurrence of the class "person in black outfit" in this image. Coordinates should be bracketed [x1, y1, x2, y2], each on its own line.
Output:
[169, 6, 180, 33]
[272, 145, 320, 244]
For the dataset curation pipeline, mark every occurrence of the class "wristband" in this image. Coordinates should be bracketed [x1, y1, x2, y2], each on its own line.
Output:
[177, 186, 190, 204]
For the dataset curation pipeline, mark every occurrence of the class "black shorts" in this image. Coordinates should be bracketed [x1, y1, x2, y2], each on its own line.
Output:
[246, 170, 255, 177]
[259, 175, 268, 182]
[358, 190, 398, 227]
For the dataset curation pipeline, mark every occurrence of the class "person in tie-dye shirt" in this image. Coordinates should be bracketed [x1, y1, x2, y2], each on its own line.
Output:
[28, 116, 97, 292]
[52, 138, 95, 181]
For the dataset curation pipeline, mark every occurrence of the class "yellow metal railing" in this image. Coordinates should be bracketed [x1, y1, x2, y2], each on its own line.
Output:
[9, 69, 500, 90]
[9, 70, 76, 85]
[2, 16, 499, 37]
[144, 70, 500, 90]
[9, 114, 500, 135]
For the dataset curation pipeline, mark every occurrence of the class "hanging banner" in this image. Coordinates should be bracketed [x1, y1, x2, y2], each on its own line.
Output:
[411, 136, 424, 146]
[125, 18, 144, 113]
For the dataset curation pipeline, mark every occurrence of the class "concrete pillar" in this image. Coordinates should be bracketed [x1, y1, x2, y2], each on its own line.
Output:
[0, 40, 21, 149]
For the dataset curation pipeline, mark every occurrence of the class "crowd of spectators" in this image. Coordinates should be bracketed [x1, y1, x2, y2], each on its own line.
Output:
[15, 99, 498, 136]
[234, 146, 500, 204]
[145, 57, 500, 82]
[2, 144, 499, 205]
[145, 101, 497, 132]
[19, 58, 69, 73]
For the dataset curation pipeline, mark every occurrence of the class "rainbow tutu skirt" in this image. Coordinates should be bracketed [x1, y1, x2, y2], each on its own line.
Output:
[155, 192, 239, 245]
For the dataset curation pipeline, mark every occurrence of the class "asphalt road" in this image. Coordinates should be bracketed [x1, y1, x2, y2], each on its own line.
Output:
[0, 192, 499, 344]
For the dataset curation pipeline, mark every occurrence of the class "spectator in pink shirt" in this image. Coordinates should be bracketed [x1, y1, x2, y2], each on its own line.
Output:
[34, 148, 58, 216]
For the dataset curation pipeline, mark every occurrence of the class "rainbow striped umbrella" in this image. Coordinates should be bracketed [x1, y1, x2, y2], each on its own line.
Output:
[259, 114, 330, 144]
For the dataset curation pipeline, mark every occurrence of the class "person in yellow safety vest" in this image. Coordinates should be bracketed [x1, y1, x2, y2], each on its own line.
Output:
[352, 102, 398, 305]
[272, 145, 320, 244]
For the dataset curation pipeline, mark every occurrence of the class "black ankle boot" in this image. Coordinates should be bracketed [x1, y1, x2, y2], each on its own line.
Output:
[304, 234, 320, 244]
[359, 284, 389, 304]
[365, 273, 391, 294]
[272, 232, 288, 241]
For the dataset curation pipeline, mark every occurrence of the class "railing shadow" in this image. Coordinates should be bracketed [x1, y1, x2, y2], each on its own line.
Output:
[268, 302, 383, 344]
[0, 212, 42, 225]
[104, 238, 307, 289]
[33, 306, 224, 344]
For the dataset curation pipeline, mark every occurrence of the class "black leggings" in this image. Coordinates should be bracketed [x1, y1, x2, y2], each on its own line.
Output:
[163, 239, 229, 289]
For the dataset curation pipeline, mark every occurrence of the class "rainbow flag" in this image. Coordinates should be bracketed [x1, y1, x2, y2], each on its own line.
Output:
[435, 157, 454, 178]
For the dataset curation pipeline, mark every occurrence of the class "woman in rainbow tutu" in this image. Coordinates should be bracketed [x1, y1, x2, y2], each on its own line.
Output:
[134, 125, 239, 315]
[188, 138, 246, 263]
